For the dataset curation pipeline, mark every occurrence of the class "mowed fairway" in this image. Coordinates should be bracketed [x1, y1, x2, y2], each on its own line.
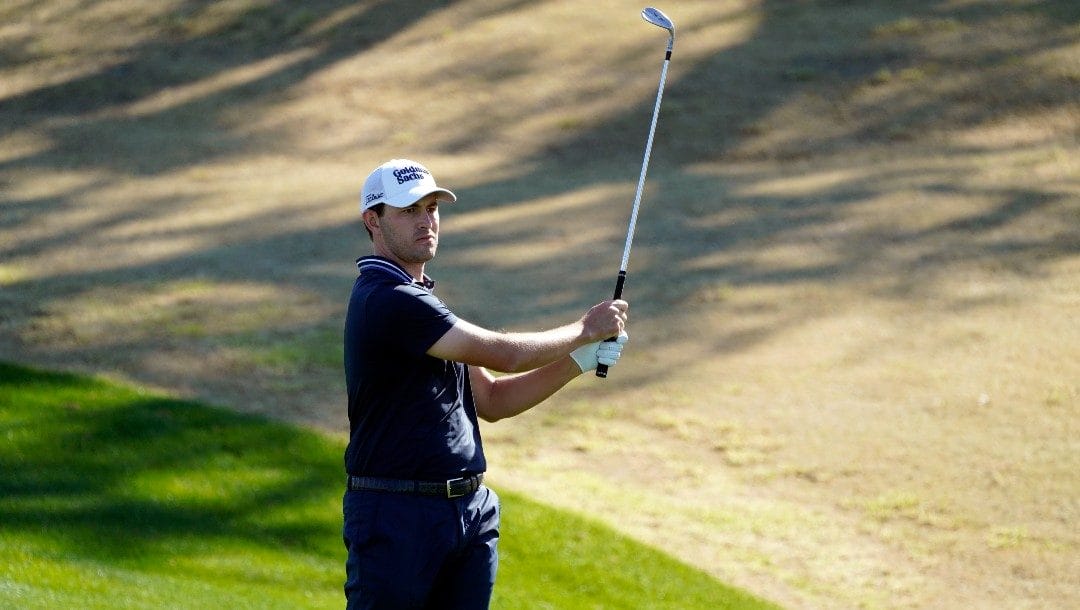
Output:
[0, 362, 772, 609]
[1, 1, 1077, 608]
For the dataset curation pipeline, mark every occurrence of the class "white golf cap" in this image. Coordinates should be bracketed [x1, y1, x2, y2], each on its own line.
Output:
[360, 158, 457, 212]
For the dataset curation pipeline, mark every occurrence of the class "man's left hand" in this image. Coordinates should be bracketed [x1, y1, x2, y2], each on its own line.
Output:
[570, 332, 629, 373]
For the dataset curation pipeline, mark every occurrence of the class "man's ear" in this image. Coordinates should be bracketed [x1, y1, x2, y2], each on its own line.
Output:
[362, 210, 379, 233]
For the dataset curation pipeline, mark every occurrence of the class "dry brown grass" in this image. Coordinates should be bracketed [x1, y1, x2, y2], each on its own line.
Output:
[2, 1, 1078, 608]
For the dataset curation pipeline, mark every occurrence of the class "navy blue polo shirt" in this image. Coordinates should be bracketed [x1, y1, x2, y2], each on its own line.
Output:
[343, 256, 486, 480]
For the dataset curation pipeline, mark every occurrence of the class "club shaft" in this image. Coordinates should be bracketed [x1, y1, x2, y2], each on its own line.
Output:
[597, 51, 671, 379]
[620, 54, 669, 273]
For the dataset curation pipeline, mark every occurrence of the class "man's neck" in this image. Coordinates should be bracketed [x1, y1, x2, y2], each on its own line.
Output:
[372, 249, 425, 283]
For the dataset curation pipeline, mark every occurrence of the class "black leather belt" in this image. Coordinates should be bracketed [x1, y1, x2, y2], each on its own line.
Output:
[347, 473, 484, 499]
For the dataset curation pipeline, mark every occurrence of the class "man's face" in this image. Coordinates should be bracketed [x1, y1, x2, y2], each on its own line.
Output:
[371, 193, 441, 266]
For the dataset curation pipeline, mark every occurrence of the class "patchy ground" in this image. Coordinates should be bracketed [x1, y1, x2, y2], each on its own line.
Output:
[2, 1, 1078, 608]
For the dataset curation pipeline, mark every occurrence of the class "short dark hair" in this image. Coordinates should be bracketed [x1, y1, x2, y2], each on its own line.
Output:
[363, 203, 386, 240]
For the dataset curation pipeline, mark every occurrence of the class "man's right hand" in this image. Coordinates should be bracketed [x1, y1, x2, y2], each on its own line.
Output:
[581, 299, 629, 342]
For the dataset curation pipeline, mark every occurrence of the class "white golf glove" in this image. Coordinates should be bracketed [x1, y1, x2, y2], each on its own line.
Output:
[570, 331, 629, 373]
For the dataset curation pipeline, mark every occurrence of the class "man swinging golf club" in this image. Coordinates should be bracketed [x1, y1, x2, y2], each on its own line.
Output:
[342, 158, 629, 609]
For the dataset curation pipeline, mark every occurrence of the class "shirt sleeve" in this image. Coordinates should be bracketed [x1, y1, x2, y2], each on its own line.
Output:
[371, 284, 459, 359]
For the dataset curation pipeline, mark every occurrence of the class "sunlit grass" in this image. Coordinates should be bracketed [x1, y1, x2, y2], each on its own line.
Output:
[0, 362, 777, 609]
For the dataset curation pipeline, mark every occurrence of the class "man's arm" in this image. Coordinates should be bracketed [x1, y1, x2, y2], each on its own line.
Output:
[467, 333, 628, 422]
[468, 358, 583, 422]
[426, 300, 627, 373]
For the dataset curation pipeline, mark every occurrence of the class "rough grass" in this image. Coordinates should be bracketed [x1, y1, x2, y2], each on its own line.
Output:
[0, 361, 775, 609]
[1, 1, 1077, 608]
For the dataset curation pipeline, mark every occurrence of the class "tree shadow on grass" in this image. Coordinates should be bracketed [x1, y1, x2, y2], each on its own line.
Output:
[0, 0, 1076, 412]
[0, 363, 344, 566]
[0, 0, 475, 175]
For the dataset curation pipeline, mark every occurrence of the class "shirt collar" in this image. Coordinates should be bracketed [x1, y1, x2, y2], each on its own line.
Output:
[356, 256, 436, 290]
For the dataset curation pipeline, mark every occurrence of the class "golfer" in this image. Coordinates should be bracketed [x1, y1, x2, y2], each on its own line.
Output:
[342, 158, 629, 609]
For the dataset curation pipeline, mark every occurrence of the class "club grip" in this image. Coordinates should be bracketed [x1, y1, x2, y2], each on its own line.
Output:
[595, 271, 627, 378]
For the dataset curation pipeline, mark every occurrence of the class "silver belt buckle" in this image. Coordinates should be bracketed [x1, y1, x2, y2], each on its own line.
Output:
[445, 477, 467, 498]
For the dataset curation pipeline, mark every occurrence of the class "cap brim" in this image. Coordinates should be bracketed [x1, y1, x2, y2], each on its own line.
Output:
[383, 186, 457, 208]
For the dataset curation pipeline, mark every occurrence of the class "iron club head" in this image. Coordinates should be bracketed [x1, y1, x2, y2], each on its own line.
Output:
[641, 7, 674, 51]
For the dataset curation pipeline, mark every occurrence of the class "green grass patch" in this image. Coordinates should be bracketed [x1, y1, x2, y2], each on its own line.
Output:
[0, 362, 777, 609]
[240, 325, 343, 372]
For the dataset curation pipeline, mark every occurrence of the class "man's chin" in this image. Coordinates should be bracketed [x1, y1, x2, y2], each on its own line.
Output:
[403, 249, 436, 264]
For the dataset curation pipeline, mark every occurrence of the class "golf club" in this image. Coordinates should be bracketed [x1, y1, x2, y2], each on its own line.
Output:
[596, 7, 674, 378]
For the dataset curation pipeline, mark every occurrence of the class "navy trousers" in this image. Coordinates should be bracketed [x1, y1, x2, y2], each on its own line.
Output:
[343, 486, 500, 610]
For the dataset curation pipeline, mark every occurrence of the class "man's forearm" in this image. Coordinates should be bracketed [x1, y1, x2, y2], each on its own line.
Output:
[475, 357, 582, 422]
[430, 299, 626, 373]
[498, 324, 593, 372]
[431, 319, 590, 373]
